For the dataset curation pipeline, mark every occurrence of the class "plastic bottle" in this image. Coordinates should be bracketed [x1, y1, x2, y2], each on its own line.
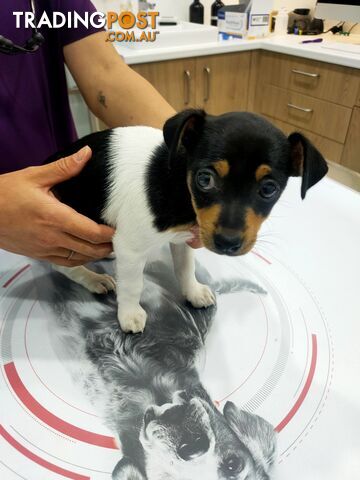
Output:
[274, 7, 289, 35]
[190, 0, 204, 25]
[211, 0, 224, 26]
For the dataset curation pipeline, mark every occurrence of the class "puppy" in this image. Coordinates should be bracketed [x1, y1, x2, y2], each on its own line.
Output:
[43, 255, 276, 479]
[48, 110, 328, 333]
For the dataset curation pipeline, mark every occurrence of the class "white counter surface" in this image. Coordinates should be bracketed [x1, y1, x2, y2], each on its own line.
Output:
[1, 177, 360, 479]
[116, 33, 360, 69]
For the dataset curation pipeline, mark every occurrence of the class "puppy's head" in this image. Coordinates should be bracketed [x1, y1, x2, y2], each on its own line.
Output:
[164, 109, 328, 255]
[134, 391, 276, 480]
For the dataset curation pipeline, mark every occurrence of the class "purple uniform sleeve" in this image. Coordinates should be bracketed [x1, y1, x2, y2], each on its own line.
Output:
[55, 0, 105, 47]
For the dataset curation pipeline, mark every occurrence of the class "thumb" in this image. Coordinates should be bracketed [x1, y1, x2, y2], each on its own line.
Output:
[34, 146, 92, 187]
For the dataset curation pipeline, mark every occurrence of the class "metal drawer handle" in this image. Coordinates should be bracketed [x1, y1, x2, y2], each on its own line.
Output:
[287, 103, 313, 113]
[291, 69, 320, 78]
[184, 70, 191, 105]
[204, 67, 211, 102]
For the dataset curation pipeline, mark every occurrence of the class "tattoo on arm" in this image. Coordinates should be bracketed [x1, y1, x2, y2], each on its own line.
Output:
[97, 90, 108, 108]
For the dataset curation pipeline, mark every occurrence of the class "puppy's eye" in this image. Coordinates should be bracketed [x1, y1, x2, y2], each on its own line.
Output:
[222, 455, 244, 475]
[258, 179, 280, 199]
[196, 169, 216, 191]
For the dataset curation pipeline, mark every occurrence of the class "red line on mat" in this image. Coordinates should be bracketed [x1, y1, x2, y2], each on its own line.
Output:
[251, 251, 272, 265]
[4, 362, 118, 450]
[0, 424, 90, 480]
[275, 334, 318, 433]
[2, 265, 31, 288]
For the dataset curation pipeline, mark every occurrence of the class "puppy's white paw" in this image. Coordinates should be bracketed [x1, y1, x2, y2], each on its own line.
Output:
[185, 283, 216, 309]
[83, 273, 116, 294]
[118, 305, 147, 334]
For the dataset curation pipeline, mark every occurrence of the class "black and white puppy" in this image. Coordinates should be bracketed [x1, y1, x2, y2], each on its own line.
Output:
[48, 109, 328, 333]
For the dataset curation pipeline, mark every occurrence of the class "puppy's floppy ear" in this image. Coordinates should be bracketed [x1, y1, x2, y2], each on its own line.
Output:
[112, 457, 145, 480]
[288, 132, 328, 199]
[223, 401, 277, 475]
[163, 109, 206, 165]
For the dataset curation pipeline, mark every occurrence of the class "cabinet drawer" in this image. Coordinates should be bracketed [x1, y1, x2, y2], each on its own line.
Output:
[260, 52, 360, 107]
[264, 116, 343, 163]
[259, 84, 352, 143]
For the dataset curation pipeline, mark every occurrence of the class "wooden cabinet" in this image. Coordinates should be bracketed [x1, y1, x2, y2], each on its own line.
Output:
[195, 53, 251, 113]
[263, 116, 344, 163]
[259, 52, 359, 107]
[131, 49, 359, 173]
[341, 107, 360, 173]
[132, 58, 196, 111]
[254, 51, 360, 169]
[132, 52, 251, 115]
[259, 84, 352, 143]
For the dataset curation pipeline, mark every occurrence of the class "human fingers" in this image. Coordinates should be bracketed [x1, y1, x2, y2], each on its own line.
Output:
[58, 233, 113, 259]
[32, 146, 92, 187]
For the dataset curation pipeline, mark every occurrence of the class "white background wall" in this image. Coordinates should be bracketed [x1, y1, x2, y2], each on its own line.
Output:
[93, 0, 360, 32]
[156, 0, 319, 24]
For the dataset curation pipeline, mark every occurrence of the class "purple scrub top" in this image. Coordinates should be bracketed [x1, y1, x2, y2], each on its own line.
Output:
[0, 0, 102, 174]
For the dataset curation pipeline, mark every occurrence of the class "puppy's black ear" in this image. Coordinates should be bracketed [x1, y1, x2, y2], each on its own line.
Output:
[112, 457, 145, 480]
[163, 109, 206, 165]
[288, 132, 328, 199]
[223, 401, 277, 475]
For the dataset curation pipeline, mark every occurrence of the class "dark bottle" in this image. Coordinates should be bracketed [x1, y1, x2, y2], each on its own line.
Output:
[211, 0, 224, 26]
[190, 0, 204, 25]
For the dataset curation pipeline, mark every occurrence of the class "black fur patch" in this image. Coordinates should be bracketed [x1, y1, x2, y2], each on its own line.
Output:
[145, 144, 197, 231]
[45, 130, 113, 224]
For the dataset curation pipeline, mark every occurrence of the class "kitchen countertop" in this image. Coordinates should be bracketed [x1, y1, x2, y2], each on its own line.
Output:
[116, 33, 360, 69]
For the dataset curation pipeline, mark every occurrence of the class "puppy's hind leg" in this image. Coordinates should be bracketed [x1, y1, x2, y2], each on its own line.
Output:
[54, 265, 116, 294]
[170, 243, 216, 308]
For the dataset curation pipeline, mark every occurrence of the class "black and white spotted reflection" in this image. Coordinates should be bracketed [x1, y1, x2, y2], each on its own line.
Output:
[37, 247, 276, 480]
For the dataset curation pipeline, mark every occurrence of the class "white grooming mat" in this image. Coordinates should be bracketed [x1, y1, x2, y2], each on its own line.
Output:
[0, 177, 359, 479]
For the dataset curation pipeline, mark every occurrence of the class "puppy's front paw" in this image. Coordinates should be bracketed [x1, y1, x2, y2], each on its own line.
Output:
[185, 283, 216, 309]
[83, 272, 116, 294]
[118, 305, 147, 334]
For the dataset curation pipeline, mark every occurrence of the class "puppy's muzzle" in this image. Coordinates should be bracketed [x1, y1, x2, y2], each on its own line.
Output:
[213, 233, 242, 255]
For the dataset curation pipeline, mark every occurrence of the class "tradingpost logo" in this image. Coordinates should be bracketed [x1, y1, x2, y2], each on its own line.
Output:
[106, 11, 160, 43]
[12, 10, 160, 44]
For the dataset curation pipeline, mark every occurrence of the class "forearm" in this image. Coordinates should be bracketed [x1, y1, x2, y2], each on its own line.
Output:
[64, 32, 175, 129]
[87, 64, 175, 128]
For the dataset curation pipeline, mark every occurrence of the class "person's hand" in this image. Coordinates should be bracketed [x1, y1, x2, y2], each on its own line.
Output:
[0, 146, 115, 266]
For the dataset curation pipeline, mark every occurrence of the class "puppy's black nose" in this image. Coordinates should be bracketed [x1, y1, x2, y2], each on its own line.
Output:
[214, 234, 242, 254]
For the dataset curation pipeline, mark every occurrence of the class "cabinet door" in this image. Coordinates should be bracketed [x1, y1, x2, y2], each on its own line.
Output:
[132, 59, 196, 111]
[341, 107, 360, 173]
[196, 52, 251, 114]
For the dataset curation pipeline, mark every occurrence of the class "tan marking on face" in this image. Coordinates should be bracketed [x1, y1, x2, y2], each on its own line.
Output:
[213, 160, 230, 178]
[255, 164, 272, 182]
[186, 172, 221, 250]
[196, 204, 222, 248]
[241, 208, 267, 254]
